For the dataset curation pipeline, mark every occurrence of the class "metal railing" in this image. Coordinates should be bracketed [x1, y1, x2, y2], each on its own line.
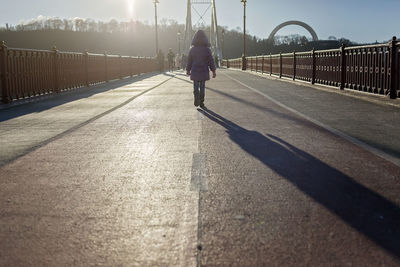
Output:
[222, 37, 400, 99]
[0, 42, 163, 103]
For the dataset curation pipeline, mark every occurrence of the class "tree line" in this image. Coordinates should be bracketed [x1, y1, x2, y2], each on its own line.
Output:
[0, 17, 366, 58]
[2, 17, 147, 33]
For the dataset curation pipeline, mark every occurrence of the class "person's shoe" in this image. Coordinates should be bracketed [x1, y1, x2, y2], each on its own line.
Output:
[194, 94, 200, 107]
[200, 103, 205, 109]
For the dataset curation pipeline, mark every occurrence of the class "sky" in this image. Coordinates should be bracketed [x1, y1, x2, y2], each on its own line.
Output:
[1, 0, 399, 43]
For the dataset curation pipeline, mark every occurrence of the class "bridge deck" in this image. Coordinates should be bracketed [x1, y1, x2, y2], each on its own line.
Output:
[0, 69, 399, 266]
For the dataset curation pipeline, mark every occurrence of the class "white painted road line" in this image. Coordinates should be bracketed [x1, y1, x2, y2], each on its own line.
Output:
[191, 153, 208, 192]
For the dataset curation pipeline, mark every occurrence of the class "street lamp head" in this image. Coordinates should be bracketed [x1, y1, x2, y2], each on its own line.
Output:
[241, 0, 247, 4]
[153, 0, 159, 4]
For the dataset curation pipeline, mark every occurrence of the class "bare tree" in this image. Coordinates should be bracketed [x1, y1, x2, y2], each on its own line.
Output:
[87, 19, 97, 32]
[108, 19, 119, 33]
[98, 21, 108, 33]
[52, 18, 64, 30]
[74, 18, 84, 31]
[81, 19, 89, 32]
[63, 19, 71, 31]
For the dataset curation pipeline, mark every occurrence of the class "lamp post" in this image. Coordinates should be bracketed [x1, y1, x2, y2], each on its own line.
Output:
[241, 0, 247, 70]
[177, 32, 181, 55]
[154, 0, 160, 55]
[222, 29, 225, 60]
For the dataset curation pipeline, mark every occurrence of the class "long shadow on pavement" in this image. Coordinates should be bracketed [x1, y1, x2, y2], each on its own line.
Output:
[199, 107, 400, 259]
[173, 75, 323, 132]
[0, 72, 172, 122]
[206, 85, 400, 162]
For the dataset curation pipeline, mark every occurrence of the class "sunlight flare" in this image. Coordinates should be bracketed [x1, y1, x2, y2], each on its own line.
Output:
[127, 0, 135, 18]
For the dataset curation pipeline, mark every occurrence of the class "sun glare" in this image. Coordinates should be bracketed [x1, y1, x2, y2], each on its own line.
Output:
[127, 0, 135, 18]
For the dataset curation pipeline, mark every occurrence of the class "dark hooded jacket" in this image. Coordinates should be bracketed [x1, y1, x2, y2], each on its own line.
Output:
[186, 30, 216, 81]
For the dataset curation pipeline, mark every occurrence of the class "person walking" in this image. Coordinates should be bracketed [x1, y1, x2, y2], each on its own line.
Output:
[157, 49, 165, 72]
[186, 30, 216, 108]
[167, 48, 175, 72]
[175, 54, 181, 72]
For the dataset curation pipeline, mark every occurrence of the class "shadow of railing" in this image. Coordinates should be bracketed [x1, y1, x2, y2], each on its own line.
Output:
[199, 107, 400, 258]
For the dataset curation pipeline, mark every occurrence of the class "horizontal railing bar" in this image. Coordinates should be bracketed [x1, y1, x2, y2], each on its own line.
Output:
[344, 43, 389, 50]
[59, 51, 87, 55]
[296, 51, 312, 55]
[7, 48, 151, 59]
[314, 48, 341, 53]
[9, 47, 53, 53]
[87, 52, 107, 56]
[8, 47, 150, 59]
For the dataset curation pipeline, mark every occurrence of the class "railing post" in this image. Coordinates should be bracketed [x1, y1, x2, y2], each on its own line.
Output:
[389, 36, 398, 99]
[119, 54, 123, 79]
[312, 48, 316, 84]
[104, 52, 108, 83]
[84, 51, 89, 87]
[340, 44, 346, 90]
[242, 55, 246, 71]
[293, 51, 296, 81]
[270, 53, 272, 76]
[130, 56, 134, 77]
[262, 56, 264, 74]
[279, 52, 282, 78]
[0, 41, 10, 103]
[52, 46, 60, 93]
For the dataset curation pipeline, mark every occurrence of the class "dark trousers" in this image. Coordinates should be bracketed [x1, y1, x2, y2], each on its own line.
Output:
[193, 80, 206, 104]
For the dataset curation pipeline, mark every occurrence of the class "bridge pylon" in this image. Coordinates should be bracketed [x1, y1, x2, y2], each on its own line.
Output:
[183, 0, 222, 66]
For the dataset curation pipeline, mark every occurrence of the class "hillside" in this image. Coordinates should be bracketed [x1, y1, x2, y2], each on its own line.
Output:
[0, 19, 357, 58]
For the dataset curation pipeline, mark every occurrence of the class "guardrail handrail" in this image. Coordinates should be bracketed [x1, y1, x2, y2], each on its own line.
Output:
[344, 43, 389, 50]
[222, 36, 399, 99]
[0, 41, 166, 103]
[314, 48, 341, 53]
[7, 47, 53, 53]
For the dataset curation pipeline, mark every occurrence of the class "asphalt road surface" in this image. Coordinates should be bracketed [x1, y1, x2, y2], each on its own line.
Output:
[0, 69, 399, 266]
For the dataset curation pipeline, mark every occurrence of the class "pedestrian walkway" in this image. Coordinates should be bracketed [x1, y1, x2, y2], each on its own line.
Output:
[0, 73, 173, 167]
[0, 69, 399, 266]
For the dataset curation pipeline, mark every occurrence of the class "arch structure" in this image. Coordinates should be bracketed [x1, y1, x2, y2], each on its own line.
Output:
[268, 20, 319, 42]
